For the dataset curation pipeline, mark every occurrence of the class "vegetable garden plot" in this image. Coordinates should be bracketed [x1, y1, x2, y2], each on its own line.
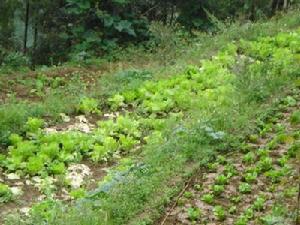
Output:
[0, 28, 300, 224]
[159, 91, 300, 225]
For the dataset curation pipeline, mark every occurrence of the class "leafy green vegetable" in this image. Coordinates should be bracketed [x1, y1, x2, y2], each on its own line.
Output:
[77, 97, 100, 115]
[187, 207, 201, 221]
[70, 188, 86, 199]
[290, 111, 300, 125]
[238, 182, 252, 194]
[243, 152, 256, 164]
[215, 174, 229, 185]
[201, 194, 214, 204]
[253, 195, 266, 211]
[24, 117, 44, 134]
[213, 205, 226, 221]
[257, 156, 273, 172]
[0, 183, 13, 203]
[212, 184, 225, 196]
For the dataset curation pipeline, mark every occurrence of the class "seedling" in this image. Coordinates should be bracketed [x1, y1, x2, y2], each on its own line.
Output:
[276, 133, 294, 144]
[234, 215, 248, 225]
[212, 185, 225, 196]
[253, 195, 266, 211]
[177, 198, 185, 206]
[213, 205, 226, 221]
[266, 139, 279, 150]
[257, 156, 273, 172]
[216, 155, 227, 165]
[249, 134, 259, 143]
[240, 143, 254, 153]
[201, 194, 214, 204]
[243, 152, 256, 164]
[257, 148, 269, 157]
[49, 162, 66, 175]
[187, 207, 201, 221]
[283, 187, 297, 198]
[265, 169, 283, 183]
[244, 207, 254, 219]
[231, 195, 241, 204]
[108, 94, 125, 111]
[243, 171, 258, 183]
[207, 162, 219, 172]
[277, 155, 288, 167]
[229, 205, 237, 214]
[287, 142, 300, 158]
[290, 110, 300, 125]
[183, 191, 193, 199]
[224, 164, 237, 178]
[215, 174, 229, 185]
[70, 188, 86, 199]
[0, 183, 13, 203]
[238, 182, 252, 194]
[77, 97, 100, 115]
[194, 184, 202, 191]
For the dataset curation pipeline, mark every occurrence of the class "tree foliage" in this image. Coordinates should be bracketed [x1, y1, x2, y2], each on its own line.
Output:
[0, 0, 298, 67]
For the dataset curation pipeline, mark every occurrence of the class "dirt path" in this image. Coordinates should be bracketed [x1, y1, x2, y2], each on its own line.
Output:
[158, 89, 300, 225]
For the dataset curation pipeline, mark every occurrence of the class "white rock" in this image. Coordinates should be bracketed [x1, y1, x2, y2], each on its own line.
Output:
[37, 195, 46, 201]
[6, 173, 20, 180]
[60, 113, 71, 122]
[66, 164, 91, 188]
[15, 181, 24, 186]
[25, 179, 32, 185]
[20, 207, 30, 216]
[10, 187, 23, 196]
[44, 128, 57, 134]
[76, 115, 88, 123]
[32, 176, 42, 183]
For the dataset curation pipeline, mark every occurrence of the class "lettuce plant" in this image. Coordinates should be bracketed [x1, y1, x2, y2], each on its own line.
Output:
[70, 188, 86, 199]
[77, 97, 100, 115]
[212, 184, 225, 196]
[49, 162, 66, 175]
[257, 156, 273, 172]
[265, 169, 284, 183]
[243, 152, 256, 164]
[187, 207, 201, 221]
[201, 193, 214, 204]
[253, 195, 266, 211]
[24, 117, 44, 133]
[243, 171, 258, 183]
[108, 94, 125, 111]
[238, 182, 251, 194]
[290, 111, 300, 125]
[0, 183, 13, 203]
[26, 156, 45, 175]
[215, 174, 229, 185]
[234, 215, 248, 225]
[213, 205, 226, 221]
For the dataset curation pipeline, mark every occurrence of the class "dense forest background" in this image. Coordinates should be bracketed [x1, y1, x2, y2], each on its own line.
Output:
[0, 0, 299, 69]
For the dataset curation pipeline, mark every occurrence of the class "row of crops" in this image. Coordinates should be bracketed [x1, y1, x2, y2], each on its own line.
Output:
[0, 28, 300, 220]
[161, 90, 300, 224]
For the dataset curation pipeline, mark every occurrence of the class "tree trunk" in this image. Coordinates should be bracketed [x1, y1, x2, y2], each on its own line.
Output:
[250, 0, 256, 21]
[169, 4, 175, 26]
[32, 22, 38, 70]
[23, 0, 30, 54]
[283, 0, 288, 9]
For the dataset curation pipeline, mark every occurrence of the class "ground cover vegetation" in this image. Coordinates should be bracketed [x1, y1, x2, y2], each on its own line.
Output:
[0, 2, 300, 225]
[0, 11, 299, 224]
[159, 91, 300, 224]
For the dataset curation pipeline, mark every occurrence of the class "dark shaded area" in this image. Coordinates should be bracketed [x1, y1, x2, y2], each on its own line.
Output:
[0, 0, 298, 67]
